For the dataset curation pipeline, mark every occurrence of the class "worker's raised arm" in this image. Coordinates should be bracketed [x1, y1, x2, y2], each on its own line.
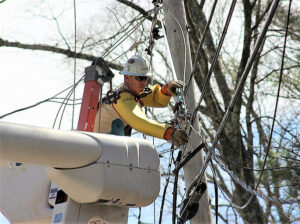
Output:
[113, 92, 172, 139]
[141, 80, 184, 108]
[140, 84, 171, 107]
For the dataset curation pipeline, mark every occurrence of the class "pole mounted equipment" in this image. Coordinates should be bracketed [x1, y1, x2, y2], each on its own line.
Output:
[77, 57, 114, 132]
[178, 182, 207, 224]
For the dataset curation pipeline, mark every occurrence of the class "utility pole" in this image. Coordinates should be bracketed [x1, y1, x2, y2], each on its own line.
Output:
[162, 1, 212, 223]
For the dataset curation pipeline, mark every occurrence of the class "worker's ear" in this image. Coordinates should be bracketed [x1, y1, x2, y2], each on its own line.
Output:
[124, 75, 130, 83]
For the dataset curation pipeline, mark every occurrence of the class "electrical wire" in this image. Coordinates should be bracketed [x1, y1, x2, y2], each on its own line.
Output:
[250, 0, 294, 205]
[210, 0, 281, 172]
[138, 207, 142, 224]
[0, 82, 77, 120]
[55, 85, 75, 129]
[106, 7, 136, 43]
[161, 5, 188, 108]
[52, 5, 158, 129]
[5, 1, 297, 222]
[178, 0, 285, 219]
[158, 6, 197, 176]
[52, 75, 84, 128]
[184, 0, 219, 96]
[58, 84, 77, 129]
[213, 153, 300, 204]
[172, 152, 181, 224]
[72, 0, 77, 130]
[158, 10, 176, 81]
[101, 7, 159, 59]
[54, 0, 79, 130]
[209, 161, 219, 224]
[159, 8, 198, 202]
[188, 0, 237, 134]
[158, 148, 174, 224]
[179, 0, 237, 169]
[148, 9, 161, 223]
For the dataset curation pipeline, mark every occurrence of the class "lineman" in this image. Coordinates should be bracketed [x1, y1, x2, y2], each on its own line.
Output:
[93, 55, 188, 146]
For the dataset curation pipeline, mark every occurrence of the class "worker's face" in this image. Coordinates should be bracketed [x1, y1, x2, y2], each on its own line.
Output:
[125, 75, 147, 95]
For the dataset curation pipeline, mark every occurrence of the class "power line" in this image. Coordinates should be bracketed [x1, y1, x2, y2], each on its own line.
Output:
[52, 6, 159, 129]
[52, 75, 84, 129]
[184, 0, 219, 96]
[0, 82, 76, 120]
[188, 0, 237, 133]
[158, 148, 174, 224]
[177, 0, 296, 220]
[252, 0, 294, 205]
[101, 7, 159, 59]
[213, 153, 300, 204]
[72, 0, 77, 130]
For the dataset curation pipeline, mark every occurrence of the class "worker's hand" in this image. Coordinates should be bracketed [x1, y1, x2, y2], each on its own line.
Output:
[166, 80, 184, 96]
[172, 129, 189, 147]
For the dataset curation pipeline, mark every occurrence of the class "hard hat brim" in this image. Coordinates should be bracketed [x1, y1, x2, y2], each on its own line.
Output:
[120, 71, 150, 76]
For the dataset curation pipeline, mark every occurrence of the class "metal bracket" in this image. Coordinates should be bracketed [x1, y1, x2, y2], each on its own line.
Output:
[84, 57, 114, 85]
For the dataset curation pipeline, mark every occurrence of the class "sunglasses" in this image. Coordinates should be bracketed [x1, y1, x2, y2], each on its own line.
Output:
[134, 76, 148, 81]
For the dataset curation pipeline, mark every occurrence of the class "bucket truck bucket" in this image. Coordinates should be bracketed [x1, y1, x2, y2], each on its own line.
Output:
[46, 132, 160, 207]
[0, 121, 160, 223]
[0, 162, 52, 224]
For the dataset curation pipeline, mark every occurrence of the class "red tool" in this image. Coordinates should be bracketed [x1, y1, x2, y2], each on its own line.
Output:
[77, 58, 114, 132]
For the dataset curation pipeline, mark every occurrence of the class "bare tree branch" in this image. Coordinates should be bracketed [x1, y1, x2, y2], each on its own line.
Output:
[116, 0, 161, 27]
[0, 37, 122, 70]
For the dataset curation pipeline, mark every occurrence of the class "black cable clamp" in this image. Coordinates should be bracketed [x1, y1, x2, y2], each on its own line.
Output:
[178, 182, 207, 223]
[152, 27, 163, 40]
[172, 143, 205, 174]
[152, 0, 162, 6]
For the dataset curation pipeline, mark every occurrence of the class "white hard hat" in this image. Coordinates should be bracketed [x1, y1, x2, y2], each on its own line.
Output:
[120, 55, 149, 76]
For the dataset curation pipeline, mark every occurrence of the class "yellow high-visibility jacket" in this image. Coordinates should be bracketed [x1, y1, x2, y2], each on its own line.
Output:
[93, 84, 172, 139]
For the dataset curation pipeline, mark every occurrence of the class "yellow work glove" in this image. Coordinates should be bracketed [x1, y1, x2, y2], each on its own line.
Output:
[172, 129, 189, 147]
[165, 80, 184, 96]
